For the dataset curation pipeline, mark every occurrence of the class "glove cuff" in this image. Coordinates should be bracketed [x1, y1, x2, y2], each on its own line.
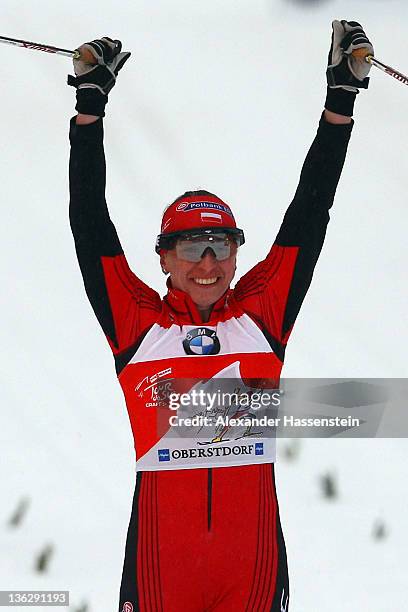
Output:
[75, 88, 108, 117]
[324, 87, 357, 117]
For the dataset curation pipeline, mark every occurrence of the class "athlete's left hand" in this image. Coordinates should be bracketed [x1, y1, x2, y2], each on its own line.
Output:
[67, 36, 131, 117]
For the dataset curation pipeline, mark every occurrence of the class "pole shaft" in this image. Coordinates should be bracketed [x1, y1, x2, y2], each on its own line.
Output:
[0, 35, 77, 58]
[367, 55, 408, 87]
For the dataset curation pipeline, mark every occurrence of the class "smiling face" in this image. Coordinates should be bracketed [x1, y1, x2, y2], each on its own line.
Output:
[161, 248, 237, 322]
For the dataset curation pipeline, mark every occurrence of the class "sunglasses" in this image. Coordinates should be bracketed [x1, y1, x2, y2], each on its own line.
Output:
[175, 232, 239, 262]
[156, 228, 245, 262]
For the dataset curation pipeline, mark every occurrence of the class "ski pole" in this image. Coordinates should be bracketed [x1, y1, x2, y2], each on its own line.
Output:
[2, 34, 407, 88]
[353, 48, 408, 87]
[0, 35, 96, 63]
[366, 56, 408, 87]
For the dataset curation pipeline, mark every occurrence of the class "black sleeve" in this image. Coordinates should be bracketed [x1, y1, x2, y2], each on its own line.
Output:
[234, 113, 353, 352]
[276, 113, 353, 246]
[69, 117, 161, 354]
[275, 113, 353, 339]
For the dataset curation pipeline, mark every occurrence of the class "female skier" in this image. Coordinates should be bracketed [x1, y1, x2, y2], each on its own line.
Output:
[68, 19, 373, 612]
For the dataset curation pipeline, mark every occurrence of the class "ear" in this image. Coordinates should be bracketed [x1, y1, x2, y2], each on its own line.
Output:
[160, 251, 169, 275]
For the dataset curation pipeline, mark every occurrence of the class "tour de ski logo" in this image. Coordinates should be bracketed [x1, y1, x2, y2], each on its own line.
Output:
[183, 327, 220, 355]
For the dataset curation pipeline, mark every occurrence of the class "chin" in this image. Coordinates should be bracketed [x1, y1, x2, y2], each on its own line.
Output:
[193, 288, 224, 308]
[183, 277, 231, 309]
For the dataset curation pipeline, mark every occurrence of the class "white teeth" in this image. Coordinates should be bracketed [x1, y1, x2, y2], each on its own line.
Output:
[194, 277, 218, 285]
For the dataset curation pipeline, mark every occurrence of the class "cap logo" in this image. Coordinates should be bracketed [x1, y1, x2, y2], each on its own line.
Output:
[162, 218, 172, 231]
[176, 202, 189, 211]
[201, 212, 222, 223]
[176, 201, 234, 218]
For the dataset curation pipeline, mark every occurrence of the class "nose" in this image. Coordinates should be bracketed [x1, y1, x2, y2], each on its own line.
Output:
[197, 248, 218, 271]
[201, 246, 217, 259]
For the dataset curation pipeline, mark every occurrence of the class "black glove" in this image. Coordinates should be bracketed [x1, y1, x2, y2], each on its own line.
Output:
[325, 20, 374, 117]
[67, 37, 131, 117]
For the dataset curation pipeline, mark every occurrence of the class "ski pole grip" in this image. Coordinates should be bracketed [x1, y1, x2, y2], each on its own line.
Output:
[74, 45, 98, 64]
[352, 48, 373, 63]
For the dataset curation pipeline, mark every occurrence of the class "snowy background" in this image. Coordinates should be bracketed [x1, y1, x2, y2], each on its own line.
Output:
[1, 0, 407, 610]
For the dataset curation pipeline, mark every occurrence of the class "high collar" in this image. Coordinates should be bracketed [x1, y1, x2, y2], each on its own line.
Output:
[163, 278, 232, 325]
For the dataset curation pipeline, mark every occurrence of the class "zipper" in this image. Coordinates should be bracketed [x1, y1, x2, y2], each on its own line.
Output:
[207, 468, 213, 531]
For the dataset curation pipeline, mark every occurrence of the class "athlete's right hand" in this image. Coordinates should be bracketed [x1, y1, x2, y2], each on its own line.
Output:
[67, 37, 131, 117]
[326, 20, 374, 92]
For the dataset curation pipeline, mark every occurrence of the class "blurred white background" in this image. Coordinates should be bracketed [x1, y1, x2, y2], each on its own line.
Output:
[1, 1, 407, 610]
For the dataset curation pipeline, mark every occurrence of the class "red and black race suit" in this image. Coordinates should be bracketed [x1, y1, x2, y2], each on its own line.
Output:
[69, 114, 352, 611]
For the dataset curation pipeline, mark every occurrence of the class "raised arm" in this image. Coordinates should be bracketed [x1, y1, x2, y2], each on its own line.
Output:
[234, 20, 374, 358]
[68, 38, 161, 359]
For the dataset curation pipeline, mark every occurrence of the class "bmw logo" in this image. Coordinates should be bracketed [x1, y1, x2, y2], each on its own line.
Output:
[183, 327, 220, 356]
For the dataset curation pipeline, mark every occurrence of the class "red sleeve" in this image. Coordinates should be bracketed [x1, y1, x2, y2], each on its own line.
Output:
[100, 255, 162, 355]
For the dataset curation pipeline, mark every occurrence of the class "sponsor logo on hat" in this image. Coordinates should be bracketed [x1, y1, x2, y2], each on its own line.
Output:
[122, 603, 134, 612]
[176, 201, 189, 211]
[176, 201, 234, 218]
[183, 327, 221, 356]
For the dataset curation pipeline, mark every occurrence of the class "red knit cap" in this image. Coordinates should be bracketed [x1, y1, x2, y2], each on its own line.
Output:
[160, 194, 237, 235]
